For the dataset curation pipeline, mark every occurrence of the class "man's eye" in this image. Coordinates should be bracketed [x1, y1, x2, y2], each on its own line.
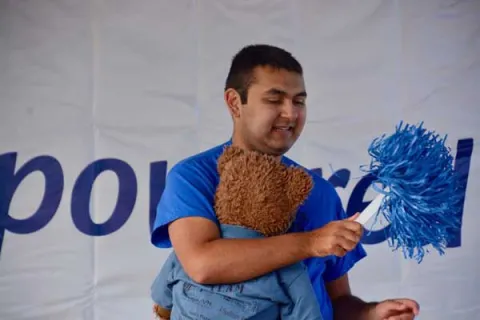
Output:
[294, 100, 305, 106]
[266, 99, 282, 104]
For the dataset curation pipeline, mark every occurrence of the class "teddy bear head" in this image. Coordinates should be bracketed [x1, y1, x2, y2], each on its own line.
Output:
[214, 145, 314, 237]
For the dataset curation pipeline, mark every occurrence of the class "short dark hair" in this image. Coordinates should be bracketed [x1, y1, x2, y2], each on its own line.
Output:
[224, 44, 303, 103]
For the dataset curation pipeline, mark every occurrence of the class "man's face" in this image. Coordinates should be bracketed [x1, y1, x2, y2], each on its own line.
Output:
[235, 66, 307, 156]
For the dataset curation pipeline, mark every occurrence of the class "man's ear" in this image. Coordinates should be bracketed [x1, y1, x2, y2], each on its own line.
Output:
[224, 88, 242, 118]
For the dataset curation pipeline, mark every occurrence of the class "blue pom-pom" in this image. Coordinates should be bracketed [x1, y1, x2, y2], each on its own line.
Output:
[361, 121, 463, 263]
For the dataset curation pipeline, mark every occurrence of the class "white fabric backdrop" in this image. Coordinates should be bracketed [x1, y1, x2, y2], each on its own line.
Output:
[0, 0, 479, 319]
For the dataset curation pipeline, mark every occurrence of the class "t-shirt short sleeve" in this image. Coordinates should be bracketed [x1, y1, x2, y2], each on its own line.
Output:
[321, 186, 367, 282]
[150, 159, 219, 248]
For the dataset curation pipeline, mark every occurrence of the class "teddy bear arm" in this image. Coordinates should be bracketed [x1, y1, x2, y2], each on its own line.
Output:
[153, 304, 171, 319]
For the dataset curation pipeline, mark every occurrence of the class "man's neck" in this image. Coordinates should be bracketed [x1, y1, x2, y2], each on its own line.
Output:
[230, 135, 282, 162]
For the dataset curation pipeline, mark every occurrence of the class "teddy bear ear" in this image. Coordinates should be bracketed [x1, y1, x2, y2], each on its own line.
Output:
[286, 168, 314, 207]
[217, 145, 243, 174]
[217, 147, 229, 174]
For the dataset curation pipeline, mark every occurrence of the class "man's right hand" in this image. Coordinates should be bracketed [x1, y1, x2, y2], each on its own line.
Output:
[306, 212, 363, 258]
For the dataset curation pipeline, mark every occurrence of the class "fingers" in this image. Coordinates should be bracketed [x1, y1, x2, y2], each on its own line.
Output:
[342, 214, 364, 235]
[346, 212, 360, 221]
[334, 219, 363, 246]
[380, 299, 418, 320]
[310, 215, 366, 257]
[328, 219, 364, 256]
[383, 299, 419, 313]
[385, 299, 408, 309]
[338, 227, 362, 244]
[335, 236, 359, 253]
[328, 235, 359, 257]
[396, 299, 420, 314]
[332, 245, 347, 257]
[391, 299, 420, 315]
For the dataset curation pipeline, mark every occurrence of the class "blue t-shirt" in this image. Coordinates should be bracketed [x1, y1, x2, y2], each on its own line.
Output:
[151, 140, 367, 320]
[152, 224, 323, 320]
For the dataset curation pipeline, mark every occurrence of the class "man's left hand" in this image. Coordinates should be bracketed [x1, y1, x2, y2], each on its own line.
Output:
[370, 298, 420, 320]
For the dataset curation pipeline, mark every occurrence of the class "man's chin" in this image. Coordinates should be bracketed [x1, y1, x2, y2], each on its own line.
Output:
[265, 142, 293, 156]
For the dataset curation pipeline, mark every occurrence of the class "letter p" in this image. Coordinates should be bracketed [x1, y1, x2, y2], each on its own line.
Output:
[0, 153, 63, 256]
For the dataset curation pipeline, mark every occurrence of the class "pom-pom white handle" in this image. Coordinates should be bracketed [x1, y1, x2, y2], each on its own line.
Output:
[355, 193, 385, 225]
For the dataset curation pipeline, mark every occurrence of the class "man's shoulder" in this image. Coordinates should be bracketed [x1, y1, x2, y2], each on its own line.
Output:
[168, 142, 227, 179]
[151, 142, 229, 248]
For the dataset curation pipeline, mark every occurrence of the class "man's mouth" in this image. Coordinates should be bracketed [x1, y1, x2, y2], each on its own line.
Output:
[273, 126, 294, 133]
[273, 126, 293, 131]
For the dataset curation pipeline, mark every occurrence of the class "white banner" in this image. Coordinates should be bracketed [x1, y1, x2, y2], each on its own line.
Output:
[0, 0, 478, 319]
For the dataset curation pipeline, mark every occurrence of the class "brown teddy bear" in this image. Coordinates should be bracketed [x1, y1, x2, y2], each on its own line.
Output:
[214, 145, 314, 237]
[152, 145, 323, 319]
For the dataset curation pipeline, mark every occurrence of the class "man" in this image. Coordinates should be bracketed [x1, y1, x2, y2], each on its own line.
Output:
[151, 44, 420, 320]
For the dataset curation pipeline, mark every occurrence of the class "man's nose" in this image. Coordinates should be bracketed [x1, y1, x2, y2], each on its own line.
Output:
[280, 101, 298, 120]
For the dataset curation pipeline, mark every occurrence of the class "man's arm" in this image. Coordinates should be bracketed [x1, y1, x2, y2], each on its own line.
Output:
[169, 214, 362, 285]
[326, 274, 376, 320]
[327, 274, 420, 320]
[168, 217, 310, 284]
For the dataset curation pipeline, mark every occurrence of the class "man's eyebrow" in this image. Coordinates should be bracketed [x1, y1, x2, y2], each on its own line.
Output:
[295, 91, 307, 98]
[264, 88, 287, 96]
[264, 88, 307, 97]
